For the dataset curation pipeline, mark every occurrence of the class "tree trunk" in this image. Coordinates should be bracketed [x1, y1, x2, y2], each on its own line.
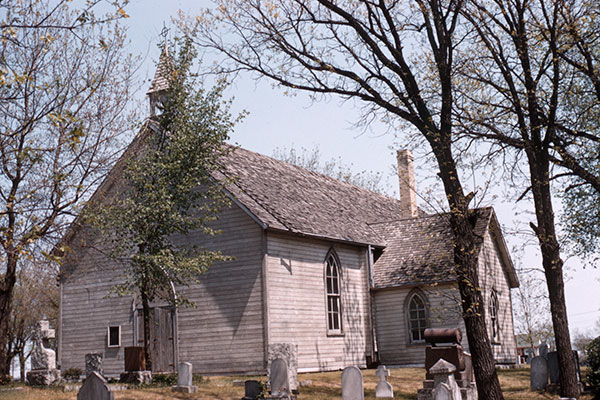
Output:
[0, 255, 18, 380]
[18, 353, 25, 383]
[433, 143, 505, 400]
[528, 154, 580, 397]
[141, 289, 152, 372]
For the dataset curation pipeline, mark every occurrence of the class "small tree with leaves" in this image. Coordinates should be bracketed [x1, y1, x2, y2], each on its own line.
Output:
[86, 38, 240, 370]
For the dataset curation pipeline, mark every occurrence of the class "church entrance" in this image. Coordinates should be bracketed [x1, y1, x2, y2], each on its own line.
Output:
[136, 307, 175, 372]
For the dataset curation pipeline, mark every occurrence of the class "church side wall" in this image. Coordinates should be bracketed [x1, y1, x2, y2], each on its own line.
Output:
[60, 202, 265, 376]
[478, 229, 518, 365]
[266, 232, 373, 372]
[373, 284, 466, 366]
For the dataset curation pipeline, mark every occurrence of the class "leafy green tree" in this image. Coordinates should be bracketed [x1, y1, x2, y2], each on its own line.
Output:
[585, 336, 600, 396]
[86, 37, 241, 370]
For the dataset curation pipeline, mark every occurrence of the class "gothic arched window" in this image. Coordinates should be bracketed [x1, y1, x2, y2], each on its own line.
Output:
[325, 250, 342, 334]
[407, 291, 427, 343]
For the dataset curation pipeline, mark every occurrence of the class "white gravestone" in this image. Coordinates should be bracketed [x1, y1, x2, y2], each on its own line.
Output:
[341, 366, 364, 400]
[172, 362, 197, 393]
[270, 358, 290, 397]
[376, 365, 394, 398]
[429, 359, 462, 400]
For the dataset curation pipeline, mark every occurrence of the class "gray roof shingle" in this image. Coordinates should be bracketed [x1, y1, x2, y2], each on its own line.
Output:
[216, 146, 406, 246]
[369, 208, 493, 289]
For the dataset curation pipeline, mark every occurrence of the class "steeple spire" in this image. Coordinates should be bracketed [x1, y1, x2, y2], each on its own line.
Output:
[147, 42, 173, 116]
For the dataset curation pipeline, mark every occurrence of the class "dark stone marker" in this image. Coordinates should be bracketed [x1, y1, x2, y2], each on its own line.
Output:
[530, 356, 548, 390]
[77, 371, 113, 400]
[242, 380, 262, 400]
[124, 347, 146, 372]
[547, 352, 560, 385]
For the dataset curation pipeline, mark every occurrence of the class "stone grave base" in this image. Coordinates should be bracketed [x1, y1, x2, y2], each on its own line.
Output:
[27, 369, 61, 386]
[417, 379, 478, 400]
[172, 385, 198, 393]
[119, 371, 152, 384]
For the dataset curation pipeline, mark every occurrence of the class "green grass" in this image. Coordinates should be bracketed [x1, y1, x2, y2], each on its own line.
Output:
[0, 367, 592, 399]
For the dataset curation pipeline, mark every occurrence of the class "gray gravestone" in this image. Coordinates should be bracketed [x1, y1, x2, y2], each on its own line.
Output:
[530, 356, 548, 390]
[538, 342, 549, 359]
[375, 365, 393, 398]
[243, 380, 262, 400]
[547, 351, 582, 385]
[77, 371, 113, 400]
[172, 361, 197, 393]
[341, 366, 364, 400]
[268, 343, 298, 392]
[270, 358, 290, 396]
[85, 353, 103, 377]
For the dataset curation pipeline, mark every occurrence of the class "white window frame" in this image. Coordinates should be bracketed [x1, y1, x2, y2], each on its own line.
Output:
[107, 325, 121, 348]
[325, 250, 343, 335]
[407, 292, 427, 343]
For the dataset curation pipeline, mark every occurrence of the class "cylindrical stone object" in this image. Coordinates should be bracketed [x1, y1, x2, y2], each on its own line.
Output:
[424, 328, 462, 344]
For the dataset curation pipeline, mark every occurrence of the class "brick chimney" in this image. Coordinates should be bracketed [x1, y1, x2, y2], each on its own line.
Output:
[397, 150, 418, 218]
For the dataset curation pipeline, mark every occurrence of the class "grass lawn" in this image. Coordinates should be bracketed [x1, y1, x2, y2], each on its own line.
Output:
[0, 367, 592, 399]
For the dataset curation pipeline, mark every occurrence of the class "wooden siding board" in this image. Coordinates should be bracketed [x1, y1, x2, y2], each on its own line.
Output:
[478, 229, 518, 364]
[266, 232, 372, 372]
[373, 284, 466, 366]
[60, 201, 266, 375]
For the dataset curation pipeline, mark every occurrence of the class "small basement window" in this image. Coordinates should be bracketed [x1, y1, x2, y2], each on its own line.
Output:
[107, 326, 121, 347]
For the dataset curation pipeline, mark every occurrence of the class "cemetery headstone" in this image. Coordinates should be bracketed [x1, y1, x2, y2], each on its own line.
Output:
[77, 371, 114, 400]
[27, 320, 61, 386]
[547, 351, 560, 385]
[268, 343, 298, 392]
[375, 365, 394, 398]
[530, 356, 548, 390]
[270, 358, 290, 397]
[539, 342, 549, 359]
[242, 380, 263, 400]
[429, 359, 462, 400]
[341, 366, 364, 400]
[172, 361, 198, 393]
[120, 346, 151, 384]
[85, 353, 103, 377]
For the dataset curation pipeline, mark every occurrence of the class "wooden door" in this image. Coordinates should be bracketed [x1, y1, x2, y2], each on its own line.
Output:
[137, 307, 175, 372]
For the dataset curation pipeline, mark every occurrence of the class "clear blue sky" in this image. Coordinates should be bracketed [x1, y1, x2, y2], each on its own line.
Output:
[122, 0, 599, 336]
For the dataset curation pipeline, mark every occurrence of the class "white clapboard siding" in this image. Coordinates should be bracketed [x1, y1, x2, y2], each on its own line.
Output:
[478, 229, 518, 365]
[60, 201, 265, 376]
[373, 284, 466, 366]
[265, 232, 373, 372]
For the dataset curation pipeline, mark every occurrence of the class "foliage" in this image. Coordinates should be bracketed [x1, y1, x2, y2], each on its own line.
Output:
[585, 336, 600, 396]
[88, 36, 238, 306]
[85, 36, 241, 368]
[149, 373, 177, 387]
[560, 150, 600, 265]
[61, 368, 82, 382]
[0, 0, 136, 377]
[273, 146, 387, 194]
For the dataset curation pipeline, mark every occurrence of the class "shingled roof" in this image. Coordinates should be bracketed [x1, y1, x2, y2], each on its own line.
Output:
[215, 146, 406, 246]
[369, 207, 518, 289]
